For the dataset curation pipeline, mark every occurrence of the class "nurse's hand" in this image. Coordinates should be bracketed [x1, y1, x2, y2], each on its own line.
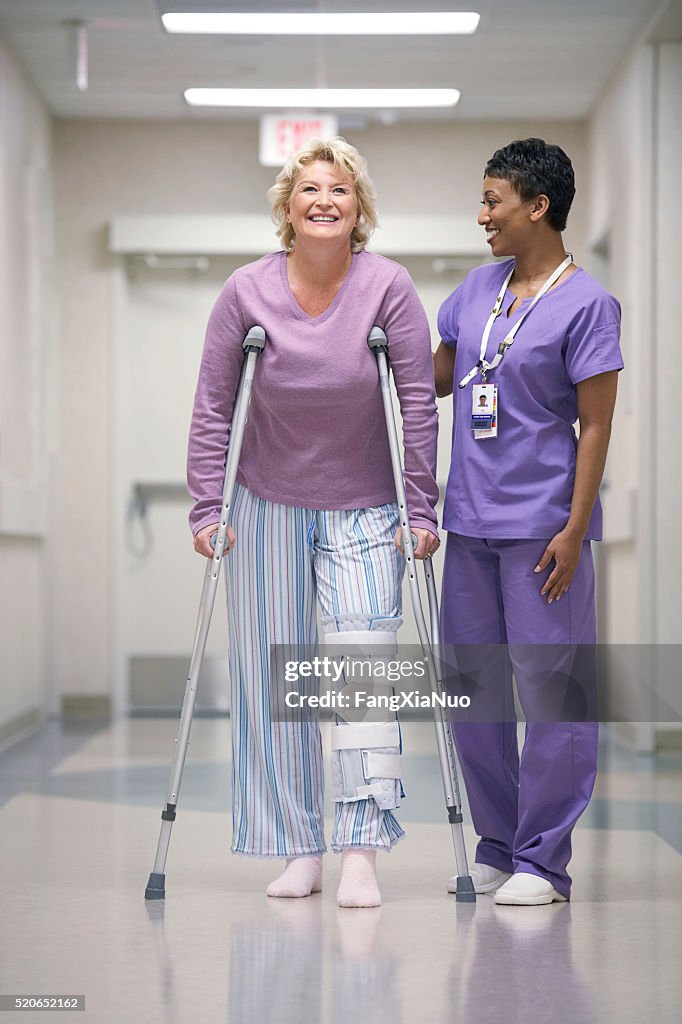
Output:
[534, 528, 584, 604]
[394, 526, 440, 560]
[194, 522, 236, 558]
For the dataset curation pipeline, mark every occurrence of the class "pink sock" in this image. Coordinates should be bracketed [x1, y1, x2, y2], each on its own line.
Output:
[337, 849, 381, 909]
[266, 856, 322, 898]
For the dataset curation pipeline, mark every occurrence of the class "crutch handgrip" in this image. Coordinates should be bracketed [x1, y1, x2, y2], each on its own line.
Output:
[209, 531, 233, 554]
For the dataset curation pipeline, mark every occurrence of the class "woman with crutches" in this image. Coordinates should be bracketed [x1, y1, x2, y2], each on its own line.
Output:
[434, 138, 623, 905]
[187, 137, 439, 908]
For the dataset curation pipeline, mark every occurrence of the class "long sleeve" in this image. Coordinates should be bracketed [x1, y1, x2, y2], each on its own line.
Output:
[187, 274, 248, 536]
[380, 266, 439, 535]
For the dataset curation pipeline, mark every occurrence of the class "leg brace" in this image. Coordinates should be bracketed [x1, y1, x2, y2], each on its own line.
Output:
[324, 618, 403, 812]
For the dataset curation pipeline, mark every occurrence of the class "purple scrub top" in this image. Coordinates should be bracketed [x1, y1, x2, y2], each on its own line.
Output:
[437, 260, 623, 540]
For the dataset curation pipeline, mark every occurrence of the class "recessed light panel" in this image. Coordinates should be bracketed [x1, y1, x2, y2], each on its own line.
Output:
[184, 88, 461, 108]
[163, 12, 480, 35]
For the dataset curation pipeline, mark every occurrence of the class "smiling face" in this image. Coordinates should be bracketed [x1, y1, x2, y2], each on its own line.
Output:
[285, 160, 359, 249]
[478, 176, 541, 257]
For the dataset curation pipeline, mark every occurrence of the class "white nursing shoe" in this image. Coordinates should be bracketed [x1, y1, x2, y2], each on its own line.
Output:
[447, 863, 512, 895]
[494, 872, 568, 906]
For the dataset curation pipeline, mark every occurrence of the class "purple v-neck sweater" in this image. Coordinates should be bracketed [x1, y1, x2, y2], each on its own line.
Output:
[187, 250, 439, 537]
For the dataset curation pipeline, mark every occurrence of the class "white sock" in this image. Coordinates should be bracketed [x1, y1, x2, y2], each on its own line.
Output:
[266, 856, 322, 898]
[337, 849, 381, 908]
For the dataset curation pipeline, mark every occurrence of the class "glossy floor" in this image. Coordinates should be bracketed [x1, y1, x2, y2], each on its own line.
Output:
[0, 719, 680, 1024]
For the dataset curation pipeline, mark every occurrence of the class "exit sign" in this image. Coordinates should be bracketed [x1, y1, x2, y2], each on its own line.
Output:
[259, 113, 339, 166]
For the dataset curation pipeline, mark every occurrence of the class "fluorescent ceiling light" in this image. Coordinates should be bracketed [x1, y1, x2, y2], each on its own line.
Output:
[163, 12, 480, 35]
[184, 88, 460, 109]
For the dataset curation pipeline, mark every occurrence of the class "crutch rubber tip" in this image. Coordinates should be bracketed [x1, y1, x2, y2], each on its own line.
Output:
[454, 876, 476, 903]
[145, 872, 166, 900]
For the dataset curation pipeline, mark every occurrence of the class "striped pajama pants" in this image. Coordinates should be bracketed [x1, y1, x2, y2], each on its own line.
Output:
[224, 483, 406, 857]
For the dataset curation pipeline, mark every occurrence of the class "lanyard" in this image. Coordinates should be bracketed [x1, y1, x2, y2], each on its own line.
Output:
[458, 253, 573, 389]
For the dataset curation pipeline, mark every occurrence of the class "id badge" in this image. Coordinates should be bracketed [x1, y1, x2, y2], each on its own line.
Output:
[472, 383, 498, 439]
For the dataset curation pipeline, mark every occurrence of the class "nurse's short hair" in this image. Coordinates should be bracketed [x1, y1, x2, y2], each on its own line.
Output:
[267, 136, 378, 252]
[484, 138, 575, 232]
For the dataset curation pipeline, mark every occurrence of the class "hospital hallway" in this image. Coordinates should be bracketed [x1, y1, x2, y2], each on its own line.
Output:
[1, 717, 680, 1024]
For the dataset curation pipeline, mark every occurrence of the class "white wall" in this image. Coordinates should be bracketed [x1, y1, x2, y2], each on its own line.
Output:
[587, 40, 682, 648]
[52, 118, 588, 712]
[586, 44, 653, 646]
[53, 122, 276, 711]
[1, 27, 676, 736]
[0, 37, 54, 740]
[586, 36, 682, 751]
[654, 43, 682, 646]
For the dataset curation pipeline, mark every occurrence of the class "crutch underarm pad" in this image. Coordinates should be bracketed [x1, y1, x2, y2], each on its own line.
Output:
[367, 325, 388, 351]
[242, 325, 266, 351]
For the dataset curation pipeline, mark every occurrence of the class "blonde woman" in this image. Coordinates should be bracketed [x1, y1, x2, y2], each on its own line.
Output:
[187, 138, 438, 907]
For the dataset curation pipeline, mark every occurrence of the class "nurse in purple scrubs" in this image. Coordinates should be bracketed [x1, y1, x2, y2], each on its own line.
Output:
[433, 138, 623, 905]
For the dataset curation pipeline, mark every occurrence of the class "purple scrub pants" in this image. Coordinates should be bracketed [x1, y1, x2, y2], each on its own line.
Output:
[441, 533, 598, 899]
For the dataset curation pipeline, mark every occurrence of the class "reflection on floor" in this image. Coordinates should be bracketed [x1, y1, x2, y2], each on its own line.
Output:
[0, 720, 680, 1024]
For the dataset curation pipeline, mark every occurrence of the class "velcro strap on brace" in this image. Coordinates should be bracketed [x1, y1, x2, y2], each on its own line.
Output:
[331, 721, 400, 751]
[362, 751, 402, 778]
[344, 783, 384, 803]
[324, 630, 398, 654]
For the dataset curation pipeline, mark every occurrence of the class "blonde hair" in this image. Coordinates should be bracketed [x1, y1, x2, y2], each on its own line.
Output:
[267, 137, 378, 252]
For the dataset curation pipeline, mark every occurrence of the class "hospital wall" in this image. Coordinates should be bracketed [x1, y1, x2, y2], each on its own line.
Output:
[586, 38, 682, 748]
[0, 36, 54, 746]
[654, 44, 682, 650]
[586, 41, 650, 648]
[1, 31, 679, 746]
[49, 116, 586, 717]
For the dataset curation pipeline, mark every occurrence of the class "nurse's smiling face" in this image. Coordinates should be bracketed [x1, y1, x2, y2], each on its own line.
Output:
[478, 176, 539, 257]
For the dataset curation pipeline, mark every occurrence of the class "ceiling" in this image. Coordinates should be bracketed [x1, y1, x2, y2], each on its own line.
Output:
[0, 0, 672, 124]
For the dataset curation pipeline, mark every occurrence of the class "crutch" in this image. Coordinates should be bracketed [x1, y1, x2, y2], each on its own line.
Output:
[145, 325, 266, 900]
[367, 325, 475, 902]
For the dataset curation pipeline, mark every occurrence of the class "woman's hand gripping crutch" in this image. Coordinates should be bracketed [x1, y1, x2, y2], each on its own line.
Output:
[145, 326, 266, 901]
[367, 325, 475, 902]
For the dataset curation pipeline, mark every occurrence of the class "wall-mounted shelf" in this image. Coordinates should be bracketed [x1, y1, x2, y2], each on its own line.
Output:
[132, 482, 190, 504]
[0, 479, 47, 537]
[109, 214, 489, 259]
